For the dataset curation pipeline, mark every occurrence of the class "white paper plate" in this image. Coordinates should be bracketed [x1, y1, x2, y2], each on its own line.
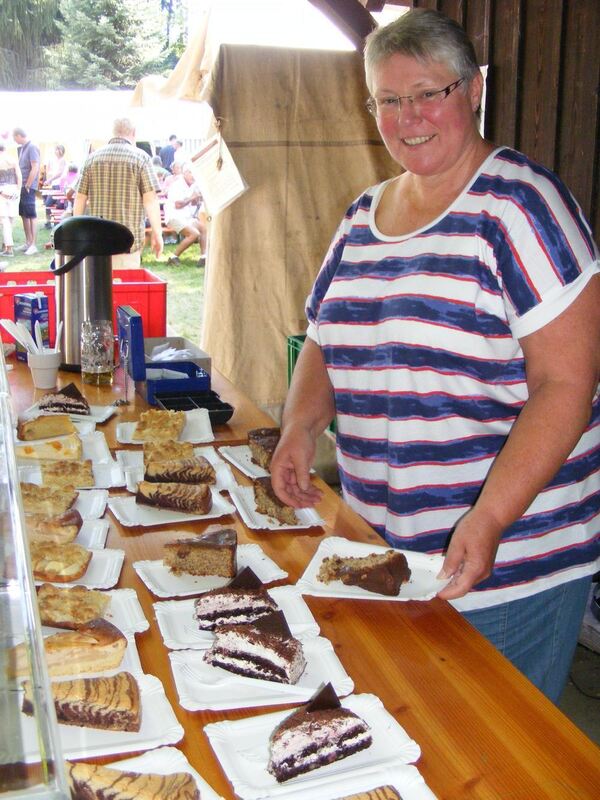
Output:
[23, 401, 117, 424]
[219, 444, 269, 479]
[154, 585, 319, 650]
[75, 518, 110, 549]
[205, 693, 421, 800]
[100, 746, 225, 800]
[108, 488, 235, 527]
[297, 537, 449, 602]
[229, 486, 324, 531]
[117, 445, 237, 493]
[80, 431, 113, 463]
[116, 408, 214, 445]
[19, 673, 184, 763]
[74, 489, 109, 520]
[170, 636, 354, 711]
[134, 543, 287, 599]
[19, 460, 125, 490]
[34, 548, 125, 590]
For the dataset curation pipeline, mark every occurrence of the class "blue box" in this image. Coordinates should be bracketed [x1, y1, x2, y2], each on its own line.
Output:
[14, 293, 50, 362]
[138, 362, 211, 406]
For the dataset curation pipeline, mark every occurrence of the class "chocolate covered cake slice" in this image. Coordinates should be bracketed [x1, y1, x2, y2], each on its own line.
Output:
[203, 610, 306, 684]
[136, 480, 212, 514]
[145, 455, 216, 484]
[248, 426, 280, 470]
[38, 382, 91, 415]
[163, 527, 237, 577]
[318, 550, 411, 596]
[22, 671, 141, 732]
[253, 476, 298, 525]
[193, 566, 279, 630]
[67, 760, 200, 800]
[267, 683, 372, 782]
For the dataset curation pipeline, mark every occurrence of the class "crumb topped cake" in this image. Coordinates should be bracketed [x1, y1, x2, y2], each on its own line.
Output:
[203, 610, 306, 684]
[133, 409, 186, 442]
[267, 683, 372, 782]
[163, 527, 237, 577]
[253, 476, 298, 525]
[317, 550, 411, 596]
[67, 760, 200, 800]
[38, 382, 91, 416]
[193, 566, 279, 630]
[248, 427, 280, 470]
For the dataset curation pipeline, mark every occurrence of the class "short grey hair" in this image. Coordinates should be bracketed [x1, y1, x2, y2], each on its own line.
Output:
[364, 9, 480, 92]
[113, 117, 135, 138]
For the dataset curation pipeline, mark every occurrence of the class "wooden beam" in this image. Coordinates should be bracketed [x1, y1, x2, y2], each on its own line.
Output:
[308, 0, 377, 50]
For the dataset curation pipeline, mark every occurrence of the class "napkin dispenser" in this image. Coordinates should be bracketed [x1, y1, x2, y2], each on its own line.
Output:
[116, 305, 210, 404]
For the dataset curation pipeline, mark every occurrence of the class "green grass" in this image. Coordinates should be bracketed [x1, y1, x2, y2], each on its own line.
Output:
[1, 199, 204, 344]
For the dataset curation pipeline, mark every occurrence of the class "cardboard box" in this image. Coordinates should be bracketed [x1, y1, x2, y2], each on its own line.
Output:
[14, 293, 50, 362]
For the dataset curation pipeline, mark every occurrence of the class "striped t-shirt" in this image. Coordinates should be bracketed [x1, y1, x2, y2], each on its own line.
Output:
[306, 147, 600, 611]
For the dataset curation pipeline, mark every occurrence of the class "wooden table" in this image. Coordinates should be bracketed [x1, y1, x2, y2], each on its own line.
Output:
[8, 358, 600, 799]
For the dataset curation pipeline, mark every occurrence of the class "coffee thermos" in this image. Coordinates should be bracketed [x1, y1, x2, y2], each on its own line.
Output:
[52, 216, 134, 369]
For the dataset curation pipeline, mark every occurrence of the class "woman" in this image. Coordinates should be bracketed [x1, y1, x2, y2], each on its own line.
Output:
[0, 142, 22, 256]
[43, 144, 67, 228]
[271, 9, 600, 702]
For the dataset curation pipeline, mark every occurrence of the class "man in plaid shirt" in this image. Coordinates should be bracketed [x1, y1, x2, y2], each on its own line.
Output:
[74, 118, 163, 267]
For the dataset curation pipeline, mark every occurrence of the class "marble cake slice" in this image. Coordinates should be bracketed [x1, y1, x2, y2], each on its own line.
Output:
[66, 760, 199, 800]
[136, 480, 212, 514]
[144, 456, 216, 484]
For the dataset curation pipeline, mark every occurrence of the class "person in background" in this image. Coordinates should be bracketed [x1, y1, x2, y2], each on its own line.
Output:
[13, 127, 40, 255]
[172, 140, 186, 168]
[43, 144, 67, 228]
[270, 8, 600, 704]
[73, 117, 163, 267]
[0, 142, 22, 257]
[163, 163, 206, 266]
[162, 160, 182, 192]
[159, 134, 178, 172]
[59, 163, 79, 218]
[151, 155, 170, 189]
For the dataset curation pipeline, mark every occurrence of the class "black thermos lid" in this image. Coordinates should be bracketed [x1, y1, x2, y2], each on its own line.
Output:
[53, 215, 134, 256]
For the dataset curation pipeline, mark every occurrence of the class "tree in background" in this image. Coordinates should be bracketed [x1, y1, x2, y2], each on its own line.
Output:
[0, 0, 62, 89]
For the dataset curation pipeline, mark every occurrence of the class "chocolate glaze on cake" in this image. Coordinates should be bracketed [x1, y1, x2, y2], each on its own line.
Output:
[248, 427, 280, 470]
[267, 682, 372, 782]
[253, 476, 298, 525]
[193, 566, 279, 630]
[318, 550, 411, 596]
[203, 610, 306, 684]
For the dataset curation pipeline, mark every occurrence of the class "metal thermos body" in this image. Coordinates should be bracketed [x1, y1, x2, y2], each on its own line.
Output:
[54, 253, 113, 368]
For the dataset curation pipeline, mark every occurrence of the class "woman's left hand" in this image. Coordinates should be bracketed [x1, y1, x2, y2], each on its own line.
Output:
[436, 509, 503, 599]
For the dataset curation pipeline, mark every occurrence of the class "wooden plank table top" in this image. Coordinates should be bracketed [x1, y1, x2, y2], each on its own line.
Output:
[7, 357, 600, 799]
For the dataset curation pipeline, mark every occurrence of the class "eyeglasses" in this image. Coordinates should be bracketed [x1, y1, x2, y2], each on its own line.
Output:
[366, 78, 465, 118]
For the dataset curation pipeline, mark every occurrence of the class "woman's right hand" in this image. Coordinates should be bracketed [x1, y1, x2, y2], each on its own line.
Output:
[270, 424, 322, 508]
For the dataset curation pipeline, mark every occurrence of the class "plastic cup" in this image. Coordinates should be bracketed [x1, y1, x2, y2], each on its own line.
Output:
[27, 350, 61, 390]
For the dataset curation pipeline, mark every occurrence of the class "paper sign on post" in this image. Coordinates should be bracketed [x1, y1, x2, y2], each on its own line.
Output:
[190, 134, 248, 216]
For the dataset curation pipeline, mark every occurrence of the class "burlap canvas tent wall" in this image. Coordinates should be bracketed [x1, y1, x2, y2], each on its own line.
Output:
[198, 43, 396, 415]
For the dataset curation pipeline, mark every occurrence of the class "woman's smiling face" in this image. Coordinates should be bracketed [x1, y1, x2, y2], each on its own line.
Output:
[369, 52, 482, 180]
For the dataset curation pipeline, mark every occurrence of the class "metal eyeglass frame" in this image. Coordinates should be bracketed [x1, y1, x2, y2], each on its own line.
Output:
[366, 77, 465, 118]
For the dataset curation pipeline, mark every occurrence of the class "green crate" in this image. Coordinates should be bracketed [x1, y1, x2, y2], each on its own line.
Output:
[286, 334, 336, 435]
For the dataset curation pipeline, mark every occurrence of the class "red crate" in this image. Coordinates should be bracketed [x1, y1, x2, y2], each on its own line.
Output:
[0, 268, 167, 345]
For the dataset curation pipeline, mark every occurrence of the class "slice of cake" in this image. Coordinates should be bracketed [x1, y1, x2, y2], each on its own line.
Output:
[20, 482, 78, 515]
[333, 788, 402, 800]
[248, 427, 280, 470]
[163, 527, 237, 577]
[17, 413, 76, 441]
[267, 683, 372, 782]
[15, 432, 82, 462]
[193, 566, 279, 630]
[143, 440, 195, 466]
[37, 583, 111, 630]
[145, 456, 216, 485]
[67, 760, 200, 800]
[132, 409, 186, 443]
[136, 480, 212, 514]
[204, 610, 306, 684]
[38, 382, 91, 415]
[317, 550, 411, 596]
[22, 671, 141, 732]
[9, 619, 127, 678]
[25, 508, 83, 545]
[29, 541, 92, 583]
[253, 476, 298, 525]
[41, 459, 94, 489]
